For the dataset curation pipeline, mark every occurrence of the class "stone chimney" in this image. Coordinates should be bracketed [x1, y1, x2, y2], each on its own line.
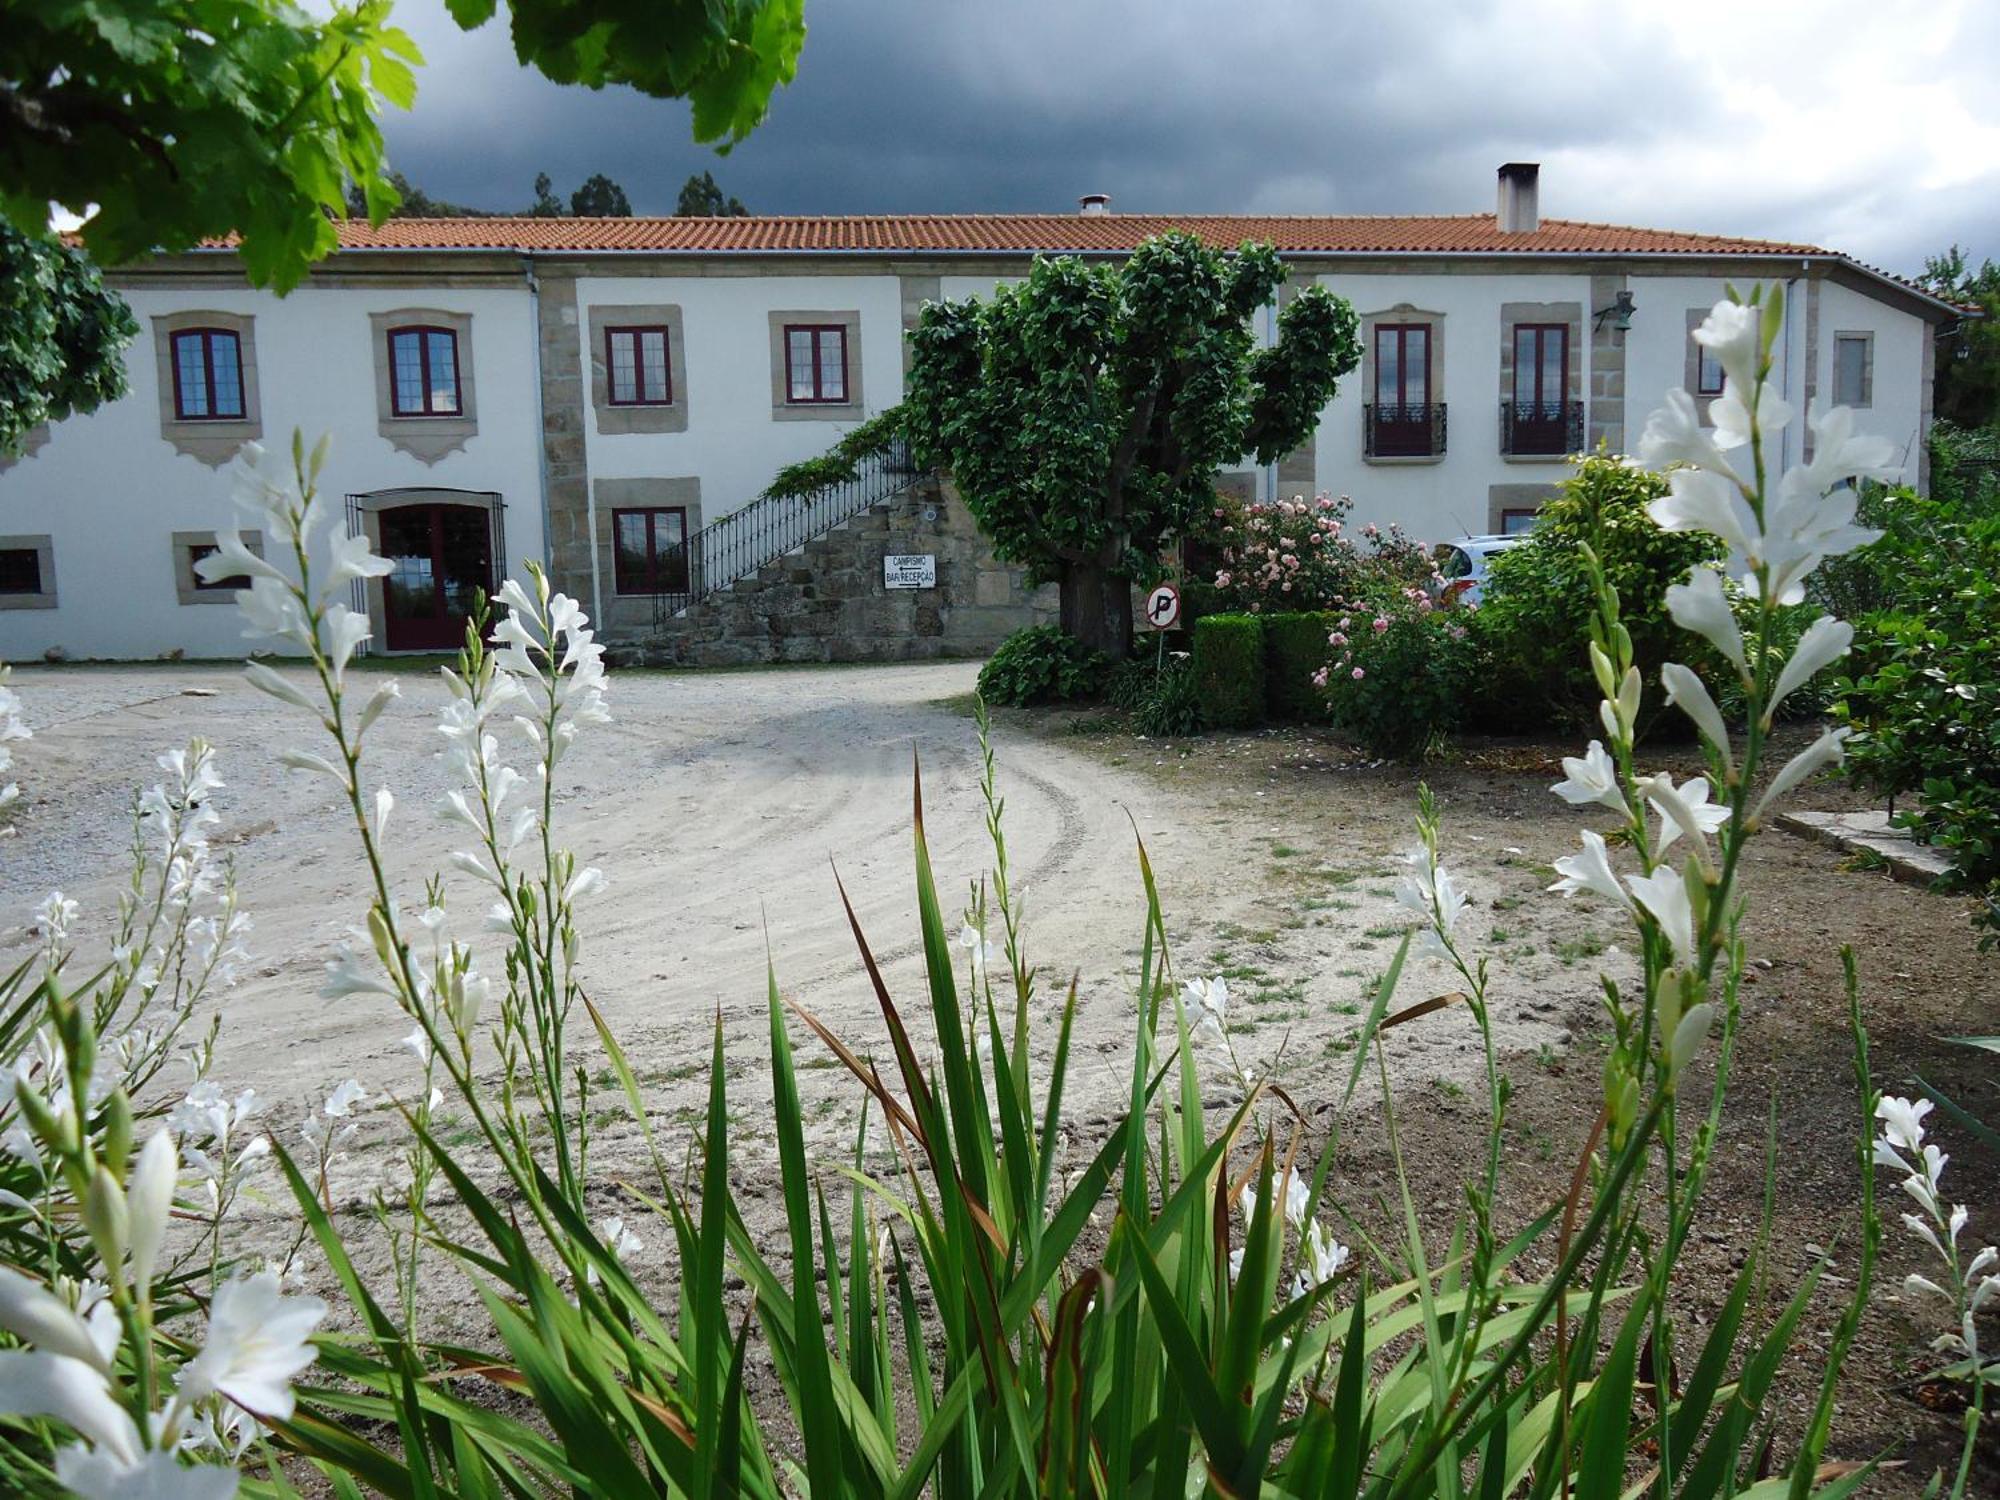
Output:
[1078, 193, 1111, 217]
[1497, 163, 1540, 234]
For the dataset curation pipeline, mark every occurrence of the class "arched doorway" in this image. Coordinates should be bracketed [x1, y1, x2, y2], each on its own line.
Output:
[345, 489, 504, 653]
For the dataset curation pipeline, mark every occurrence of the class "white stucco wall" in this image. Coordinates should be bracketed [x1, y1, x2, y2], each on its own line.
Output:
[1816, 279, 1927, 484]
[575, 272, 906, 520]
[0, 279, 544, 661]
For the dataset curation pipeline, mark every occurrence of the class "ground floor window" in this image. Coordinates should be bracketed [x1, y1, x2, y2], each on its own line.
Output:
[0, 548, 42, 594]
[612, 507, 690, 595]
[186, 542, 248, 591]
[1499, 508, 1540, 535]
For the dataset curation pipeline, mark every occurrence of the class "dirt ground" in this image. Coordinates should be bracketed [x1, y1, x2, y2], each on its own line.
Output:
[3, 659, 1994, 1490]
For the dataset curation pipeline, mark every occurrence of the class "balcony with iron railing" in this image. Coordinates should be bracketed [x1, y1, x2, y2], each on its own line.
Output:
[1500, 399, 1584, 458]
[1364, 402, 1447, 459]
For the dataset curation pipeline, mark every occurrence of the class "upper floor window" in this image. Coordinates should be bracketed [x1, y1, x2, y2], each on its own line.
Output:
[612, 507, 690, 596]
[1376, 323, 1431, 410]
[170, 329, 246, 421]
[1694, 343, 1725, 397]
[784, 324, 848, 404]
[387, 326, 462, 416]
[1367, 322, 1443, 458]
[606, 326, 673, 406]
[1511, 324, 1567, 412]
[1833, 332, 1872, 408]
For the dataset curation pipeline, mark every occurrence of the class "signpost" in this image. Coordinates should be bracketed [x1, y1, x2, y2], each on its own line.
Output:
[882, 554, 936, 590]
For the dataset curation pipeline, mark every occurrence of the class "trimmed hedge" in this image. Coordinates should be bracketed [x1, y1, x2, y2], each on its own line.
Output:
[1191, 614, 1266, 729]
[1262, 611, 1336, 721]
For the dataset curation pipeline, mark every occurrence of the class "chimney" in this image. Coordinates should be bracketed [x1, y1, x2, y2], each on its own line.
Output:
[1497, 163, 1540, 234]
[1078, 193, 1111, 217]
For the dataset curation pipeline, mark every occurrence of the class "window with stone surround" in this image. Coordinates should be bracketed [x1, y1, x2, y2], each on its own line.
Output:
[767, 310, 864, 420]
[173, 530, 263, 605]
[369, 309, 477, 463]
[151, 310, 262, 466]
[587, 304, 688, 435]
[1833, 332, 1873, 408]
[387, 326, 463, 416]
[1696, 345, 1724, 396]
[0, 535, 57, 610]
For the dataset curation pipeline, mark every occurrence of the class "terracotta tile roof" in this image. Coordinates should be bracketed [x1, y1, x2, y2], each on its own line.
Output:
[301, 212, 1826, 257]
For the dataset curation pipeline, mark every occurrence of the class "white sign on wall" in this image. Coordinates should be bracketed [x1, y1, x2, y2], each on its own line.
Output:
[883, 554, 937, 590]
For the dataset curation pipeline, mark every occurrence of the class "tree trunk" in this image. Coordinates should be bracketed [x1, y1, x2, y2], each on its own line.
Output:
[1059, 560, 1134, 661]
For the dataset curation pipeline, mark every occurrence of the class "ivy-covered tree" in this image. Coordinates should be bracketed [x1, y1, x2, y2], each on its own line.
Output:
[676, 169, 749, 217]
[570, 173, 633, 217]
[0, 224, 138, 456]
[903, 233, 1360, 658]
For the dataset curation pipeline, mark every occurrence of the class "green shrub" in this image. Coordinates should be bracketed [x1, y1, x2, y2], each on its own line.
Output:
[1471, 451, 1723, 734]
[976, 623, 1109, 706]
[1132, 655, 1203, 736]
[1262, 611, 1336, 720]
[1836, 488, 2000, 944]
[1320, 596, 1477, 760]
[1190, 613, 1265, 728]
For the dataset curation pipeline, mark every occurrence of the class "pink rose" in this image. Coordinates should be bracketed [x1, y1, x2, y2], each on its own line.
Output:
[1327, 631, 1348, 646]
[1352, 666, 1366, 680]
[1372, 616, 1389, 634]
[1311, 667, 1329, 688]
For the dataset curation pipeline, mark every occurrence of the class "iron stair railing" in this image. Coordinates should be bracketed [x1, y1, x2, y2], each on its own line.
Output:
[645, 436, 930, 625]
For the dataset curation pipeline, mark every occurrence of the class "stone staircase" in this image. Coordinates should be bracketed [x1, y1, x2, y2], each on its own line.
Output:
[608, 474, 1055, 668]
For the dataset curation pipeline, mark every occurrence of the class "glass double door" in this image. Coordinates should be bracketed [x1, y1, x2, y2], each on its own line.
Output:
[378, 503, 493, 652]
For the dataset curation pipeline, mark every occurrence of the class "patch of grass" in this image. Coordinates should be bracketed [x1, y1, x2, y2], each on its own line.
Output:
[1271, 844, 1302, 858]
[1435, 1078, 1466, 1101]
[1554, 933, 1607, 966]
[1362, 924, 1404, 940]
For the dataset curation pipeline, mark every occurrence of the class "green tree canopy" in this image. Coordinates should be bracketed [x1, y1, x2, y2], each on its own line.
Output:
[0, 224, 137, 455]
[676, 170, 749, 217]
[1921, 246, 2000, 429]
[903, 233, 1361, 657]
[2, 0, 803, 288]
[570, 173, 633, 217]
[344, 170, 490, 220]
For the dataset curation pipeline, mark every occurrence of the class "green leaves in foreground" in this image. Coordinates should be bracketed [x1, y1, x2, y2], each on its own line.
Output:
[258, 747, 1869, 1500]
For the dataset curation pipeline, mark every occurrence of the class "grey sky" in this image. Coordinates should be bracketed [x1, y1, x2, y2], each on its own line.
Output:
[376, 0, 1999, 276]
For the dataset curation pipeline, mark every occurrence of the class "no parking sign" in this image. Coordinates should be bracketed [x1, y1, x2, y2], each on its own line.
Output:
[1144, 583, 1181, 631]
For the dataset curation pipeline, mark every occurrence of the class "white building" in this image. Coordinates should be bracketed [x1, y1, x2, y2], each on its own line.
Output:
[0, 164, 1955, 660]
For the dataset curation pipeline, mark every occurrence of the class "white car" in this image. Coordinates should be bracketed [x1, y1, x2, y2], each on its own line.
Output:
[1432, 534, 1530, 606]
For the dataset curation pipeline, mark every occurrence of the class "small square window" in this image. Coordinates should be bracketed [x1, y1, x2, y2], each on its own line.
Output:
[0, 549, 42, 594]
[187, 543, 248, 591]
[1499, 508, 1540, 535]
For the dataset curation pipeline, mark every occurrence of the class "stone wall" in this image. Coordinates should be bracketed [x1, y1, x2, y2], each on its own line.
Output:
[609, 474, 1057, 667]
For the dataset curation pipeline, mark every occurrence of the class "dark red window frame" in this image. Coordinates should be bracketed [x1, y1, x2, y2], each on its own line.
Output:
[1512, 323, 1567, 408]
[783, 323, 849, 405]
[1374, 323, 1432, 408]
[611, 507, 690, 595]
[1694, 342, 1726, 397]
[605, 325, 673, 406]
[387, 325, 463, 417]
[169, 328, 246, 421]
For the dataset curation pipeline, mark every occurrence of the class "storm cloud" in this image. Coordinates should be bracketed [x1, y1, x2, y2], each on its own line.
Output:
[375, 0, 2000, 275]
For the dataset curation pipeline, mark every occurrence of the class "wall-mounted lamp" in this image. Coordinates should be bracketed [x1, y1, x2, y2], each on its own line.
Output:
[1593, 289, 1636, 334]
